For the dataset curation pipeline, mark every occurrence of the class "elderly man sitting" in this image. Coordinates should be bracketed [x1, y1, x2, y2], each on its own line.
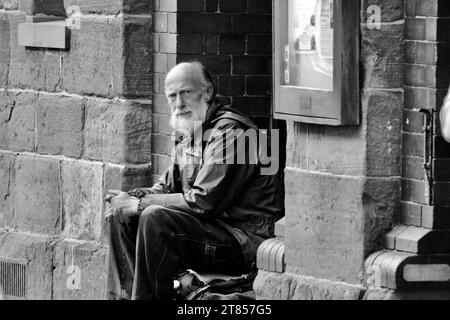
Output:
[104, 61, 282, 300]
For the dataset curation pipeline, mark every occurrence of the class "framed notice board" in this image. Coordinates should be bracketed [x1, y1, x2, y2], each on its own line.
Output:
[273, 0, 360, 125]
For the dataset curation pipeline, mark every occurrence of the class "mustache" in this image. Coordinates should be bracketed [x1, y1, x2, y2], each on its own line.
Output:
[174, 110, 192, 116]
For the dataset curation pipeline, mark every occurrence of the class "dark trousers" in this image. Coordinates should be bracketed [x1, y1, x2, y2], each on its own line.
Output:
[107, 205, 248, 300]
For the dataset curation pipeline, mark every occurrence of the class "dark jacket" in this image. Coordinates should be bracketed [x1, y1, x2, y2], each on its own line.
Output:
[132, 103, 282, 266]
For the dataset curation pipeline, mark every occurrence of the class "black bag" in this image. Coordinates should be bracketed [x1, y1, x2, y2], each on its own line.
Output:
[174, 267, 258, 301]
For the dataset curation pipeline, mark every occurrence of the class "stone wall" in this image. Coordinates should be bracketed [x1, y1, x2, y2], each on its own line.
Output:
[0, 0, 278, 300]
[285, 0, 403, 285]
[0, 0, 152, 299]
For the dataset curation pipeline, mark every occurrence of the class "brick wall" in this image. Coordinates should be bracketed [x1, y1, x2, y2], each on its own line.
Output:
[0, 0, 152, 299]
[402, 0, 450, 229]
[151, 0, 276, 179]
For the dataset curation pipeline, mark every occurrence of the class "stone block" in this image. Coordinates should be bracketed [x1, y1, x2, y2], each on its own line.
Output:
[400, 201, 422, 227]
[254, 271, 365, 300]
[0, 12, 10, 88]
[285, 169, 399, 284]
[36, 94, 84, 158]
[104, 163, 152, 193]
[0, 91, 37, 152]
[61, 159, 103, 242]
[62, 15, 118, 98]
[52, 240, 108, 300]
[8, 12, 62, 92]
[0, 152, 15, 228]
[365, 90, 403, 177]
[285, 122, 307, 169]
[384, 225, 408, 249]
[0, 231, 54, 300]
[300, 124, 366, 176]
[13, 155, 61, 235]
[63, 0, 151, 15]
[395, 226, 450, 254]
[361, 0, 405, 22]
[121, 15, 152, 98]
[84, 98, 152, 164]
[275, 217, 285, 238]
[62, 15, 152, 98]
[361, 24, 404, 89]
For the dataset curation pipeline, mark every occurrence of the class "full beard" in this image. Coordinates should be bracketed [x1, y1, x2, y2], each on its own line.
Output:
[170, 113, 195, 136]
[170, 100, 208, 136]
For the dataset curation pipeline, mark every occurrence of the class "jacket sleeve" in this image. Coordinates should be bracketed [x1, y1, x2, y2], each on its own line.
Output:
[138, 122, 256, 219]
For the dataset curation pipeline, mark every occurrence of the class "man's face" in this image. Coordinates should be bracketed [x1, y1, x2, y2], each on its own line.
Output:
[165, 70, 210, 136]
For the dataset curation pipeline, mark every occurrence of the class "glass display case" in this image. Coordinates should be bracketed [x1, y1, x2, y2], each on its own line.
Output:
[274, 0, 360, 125]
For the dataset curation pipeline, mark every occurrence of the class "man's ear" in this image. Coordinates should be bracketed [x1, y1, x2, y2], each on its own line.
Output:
[203, 86, 214, 102]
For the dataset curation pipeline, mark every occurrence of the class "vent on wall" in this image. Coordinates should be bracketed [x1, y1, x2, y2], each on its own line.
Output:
[0, 258, 28, 300]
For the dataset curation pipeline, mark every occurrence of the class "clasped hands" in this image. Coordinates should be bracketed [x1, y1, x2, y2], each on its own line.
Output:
[104, 190, 141, 222]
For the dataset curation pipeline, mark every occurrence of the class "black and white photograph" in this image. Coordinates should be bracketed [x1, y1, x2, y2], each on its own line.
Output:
[0, 0, 450, 312]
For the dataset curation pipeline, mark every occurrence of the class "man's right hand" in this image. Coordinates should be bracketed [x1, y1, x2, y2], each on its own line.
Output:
[104, 190, 141, 223]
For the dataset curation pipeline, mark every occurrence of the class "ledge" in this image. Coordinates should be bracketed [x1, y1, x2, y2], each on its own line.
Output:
[256, 238, 285, 274]
[365, 250, 450, 290]
[384, 225, 450, 254]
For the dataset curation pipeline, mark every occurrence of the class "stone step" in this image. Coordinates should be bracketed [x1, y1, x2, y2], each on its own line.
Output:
[365, 250, 450, 290]
[384, 225, 450, 254]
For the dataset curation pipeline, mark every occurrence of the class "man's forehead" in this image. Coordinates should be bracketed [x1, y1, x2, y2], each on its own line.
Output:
[165, 64, 204, 89]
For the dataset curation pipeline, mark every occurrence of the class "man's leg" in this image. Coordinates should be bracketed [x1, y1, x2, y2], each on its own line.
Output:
[132, 205, 248, 300]
[106, 214, 139, 300]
